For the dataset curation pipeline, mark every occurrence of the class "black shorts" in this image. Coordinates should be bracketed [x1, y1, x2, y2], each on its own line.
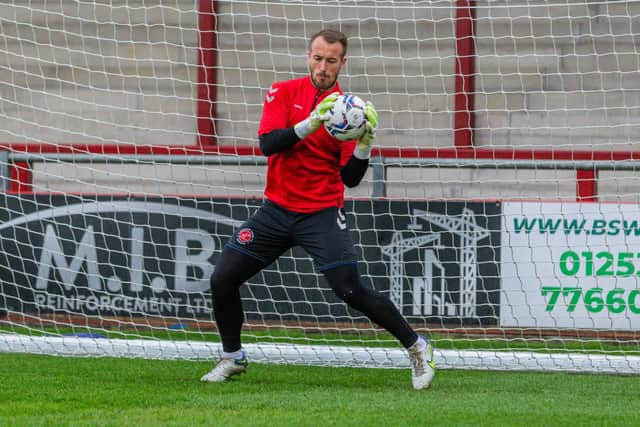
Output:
[225, 200, 358, 272]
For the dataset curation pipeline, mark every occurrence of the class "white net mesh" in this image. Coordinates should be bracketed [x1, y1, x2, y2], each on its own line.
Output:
[1, 0, 640, 373]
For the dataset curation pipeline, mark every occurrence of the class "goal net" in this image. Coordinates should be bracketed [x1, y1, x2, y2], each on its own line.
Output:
[2, 0, 640, 374]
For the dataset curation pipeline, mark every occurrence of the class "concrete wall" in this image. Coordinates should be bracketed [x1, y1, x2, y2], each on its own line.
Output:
[1, 0, 639, 200]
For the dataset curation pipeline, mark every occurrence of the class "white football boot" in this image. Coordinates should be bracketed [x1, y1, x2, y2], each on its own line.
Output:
[200, 351, 248, 382]
[407, 337, 435, 390]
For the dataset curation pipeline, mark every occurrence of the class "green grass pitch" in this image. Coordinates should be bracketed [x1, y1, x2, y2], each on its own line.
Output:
[1, 353, 638, 426]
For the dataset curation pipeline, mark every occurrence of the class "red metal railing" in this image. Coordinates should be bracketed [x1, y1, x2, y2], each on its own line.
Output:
[2, 143, 639, 201]
[454, 0, 475, 148]
[196, 0, 218, 147]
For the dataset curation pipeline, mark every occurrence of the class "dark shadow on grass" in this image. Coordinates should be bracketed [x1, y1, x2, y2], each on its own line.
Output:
[196, 364, 412, 392]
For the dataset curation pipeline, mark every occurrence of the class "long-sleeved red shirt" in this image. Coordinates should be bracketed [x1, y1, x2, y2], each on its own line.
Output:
[258, 76, 357, 213]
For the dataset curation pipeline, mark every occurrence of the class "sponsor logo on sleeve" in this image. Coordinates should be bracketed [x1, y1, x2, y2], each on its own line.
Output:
[265, 86, 279, 103]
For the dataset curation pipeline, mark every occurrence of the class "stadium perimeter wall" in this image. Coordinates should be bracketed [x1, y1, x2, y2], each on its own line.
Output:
[2, 1, 640, 201]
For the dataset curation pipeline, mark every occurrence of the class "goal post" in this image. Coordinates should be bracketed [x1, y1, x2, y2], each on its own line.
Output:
[2, 0, 640, 375]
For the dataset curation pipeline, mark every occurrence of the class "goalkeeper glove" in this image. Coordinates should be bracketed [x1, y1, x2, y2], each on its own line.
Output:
[294, 92, 339, 139]
[353, 101, 378, 159]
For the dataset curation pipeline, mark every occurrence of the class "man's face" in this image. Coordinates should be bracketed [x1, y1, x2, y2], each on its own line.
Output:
[307, 37, 346, 90]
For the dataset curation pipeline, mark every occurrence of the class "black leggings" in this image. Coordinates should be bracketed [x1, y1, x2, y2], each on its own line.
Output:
[212, 247, 418, 352]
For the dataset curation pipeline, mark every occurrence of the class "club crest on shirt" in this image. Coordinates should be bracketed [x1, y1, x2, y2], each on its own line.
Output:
[236, 228, 254, 245]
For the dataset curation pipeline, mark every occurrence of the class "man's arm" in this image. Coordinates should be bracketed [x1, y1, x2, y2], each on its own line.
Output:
[340, 100, 378, 188]
[259, 128, 300, 157]
[259, 92, 339, 157]
[340, 156, 369, 188]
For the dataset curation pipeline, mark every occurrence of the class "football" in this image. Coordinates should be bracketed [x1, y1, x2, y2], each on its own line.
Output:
[324, 94, 367, 141]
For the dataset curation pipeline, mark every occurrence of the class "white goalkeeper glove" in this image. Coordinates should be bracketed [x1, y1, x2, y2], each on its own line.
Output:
[294, 92, 339, 139]
[353, 101, 378, 159]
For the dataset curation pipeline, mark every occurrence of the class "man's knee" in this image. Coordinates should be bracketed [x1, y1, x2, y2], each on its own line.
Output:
[323, 264, 366, 304]
[211, 247, 263, 298]
[211, 267, 235, 300]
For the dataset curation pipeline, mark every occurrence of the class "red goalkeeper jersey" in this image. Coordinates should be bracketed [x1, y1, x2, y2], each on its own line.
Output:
[258, 76, 356, 213]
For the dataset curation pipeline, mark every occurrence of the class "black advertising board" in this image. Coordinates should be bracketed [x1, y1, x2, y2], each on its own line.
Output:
[0, 195, 500, 325]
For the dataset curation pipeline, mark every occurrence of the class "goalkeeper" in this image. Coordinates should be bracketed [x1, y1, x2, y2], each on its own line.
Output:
[201, 29, 435, 390]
